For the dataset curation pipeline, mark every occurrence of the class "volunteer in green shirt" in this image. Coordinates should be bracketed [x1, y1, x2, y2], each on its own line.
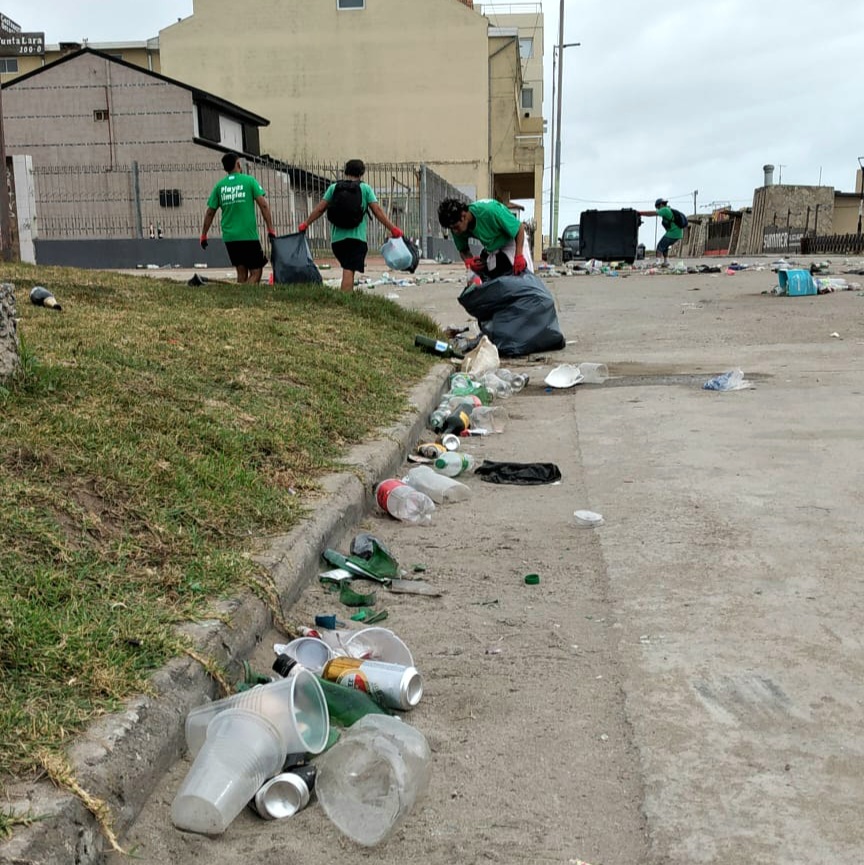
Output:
[299, 159, 403, 293]
[437, 197, 533, 280]
[638, 197, 683, 267]
[200, 152, 276, 284]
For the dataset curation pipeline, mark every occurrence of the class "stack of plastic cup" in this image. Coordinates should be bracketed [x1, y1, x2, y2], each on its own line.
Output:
[171, 708, 286, 835]
[184, 669, 329, 759]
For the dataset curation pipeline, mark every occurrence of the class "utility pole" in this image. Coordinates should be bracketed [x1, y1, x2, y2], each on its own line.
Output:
[693, 189, 698, 217]
[778, 164, 787, 185]
[547, 46, 556, 248]
[551, 0, 579, 248]
[0, 80, 12, 262]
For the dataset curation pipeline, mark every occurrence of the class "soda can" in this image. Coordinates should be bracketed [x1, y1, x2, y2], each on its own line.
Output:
[322, 657, 423, 710]
[417, 441, 446, 459]
[440, 433, 461, 451]
[251, 765, 316, 820]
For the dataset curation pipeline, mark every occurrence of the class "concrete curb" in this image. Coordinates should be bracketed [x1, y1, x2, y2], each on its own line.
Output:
[0, 366, 450, 865]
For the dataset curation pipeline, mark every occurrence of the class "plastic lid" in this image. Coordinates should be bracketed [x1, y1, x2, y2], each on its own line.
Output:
[574, 510, 604, 527]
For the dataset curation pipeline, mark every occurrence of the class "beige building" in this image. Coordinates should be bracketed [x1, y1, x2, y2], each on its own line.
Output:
[158, 0, 545, 257]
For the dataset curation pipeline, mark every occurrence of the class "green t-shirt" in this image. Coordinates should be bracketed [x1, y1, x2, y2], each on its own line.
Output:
[207, 173, 266, 242]
[451, 199, 521, 254]
[657, 206, 684, 240]
[323, 181, 378, 243]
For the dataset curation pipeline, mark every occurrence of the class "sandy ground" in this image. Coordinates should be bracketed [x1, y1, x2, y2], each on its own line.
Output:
[107, 256, 864, 865]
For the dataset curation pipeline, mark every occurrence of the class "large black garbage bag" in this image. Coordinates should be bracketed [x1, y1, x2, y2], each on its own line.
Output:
[457, 272, 565, 356]
[474, 460, 562, 485]
[270, 232, 322, 285]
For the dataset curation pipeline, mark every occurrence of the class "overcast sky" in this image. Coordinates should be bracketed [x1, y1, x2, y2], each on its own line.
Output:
[6, 0, 863, 245]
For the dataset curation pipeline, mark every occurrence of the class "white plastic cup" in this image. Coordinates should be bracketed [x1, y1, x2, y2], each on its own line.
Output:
[574, 509, 604, 528]
[315, 715, 432, 847]
[184, 669, 330, 758]
[343, 627, 415, 667]
[171, 709, 286, 835]
[577, 362, 609, 384]
[281, 636, 335, 674]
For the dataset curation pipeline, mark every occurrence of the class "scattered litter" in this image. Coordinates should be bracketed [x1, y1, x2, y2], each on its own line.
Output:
[702, 369, 754, 391]
[544, 363, 584, 388]
[574, 510, 604, 528]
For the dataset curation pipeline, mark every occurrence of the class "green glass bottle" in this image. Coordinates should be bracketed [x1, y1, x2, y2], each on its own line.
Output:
[317, 677, 391, 726]
[414, 334, 464, 359]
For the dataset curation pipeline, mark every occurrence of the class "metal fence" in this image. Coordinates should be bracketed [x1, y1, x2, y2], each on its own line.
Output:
[31, 158, 469, 258]
[801, 233, 864, 256]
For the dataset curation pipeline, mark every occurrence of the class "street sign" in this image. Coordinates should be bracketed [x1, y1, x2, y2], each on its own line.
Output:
[0, 32, 44, 56]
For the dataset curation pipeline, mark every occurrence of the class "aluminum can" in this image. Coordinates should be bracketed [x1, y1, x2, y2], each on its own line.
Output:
[322, 657, 423, 710]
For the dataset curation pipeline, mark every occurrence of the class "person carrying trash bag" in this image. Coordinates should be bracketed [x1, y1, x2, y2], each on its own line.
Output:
[437, 197, 533, 281]
[200, 152, 277, 285]
[299, 159, 403, 293]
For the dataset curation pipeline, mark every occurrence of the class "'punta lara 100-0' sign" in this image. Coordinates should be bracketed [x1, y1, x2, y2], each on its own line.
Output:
[0, 11, 43, 56]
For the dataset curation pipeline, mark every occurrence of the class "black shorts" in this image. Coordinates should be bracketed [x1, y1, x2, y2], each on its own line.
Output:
[331, 239, 368, 273]
[225, 239, 268, 270]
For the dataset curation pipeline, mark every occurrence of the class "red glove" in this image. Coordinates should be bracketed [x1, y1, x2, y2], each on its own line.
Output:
[199, 234, 208, 250]
[298, 222, 308, 233]
[465, 256, 485, 274]
[390, 227, 403, 239]
[267, 229, 277, 240]
[512, 254, 527, 275]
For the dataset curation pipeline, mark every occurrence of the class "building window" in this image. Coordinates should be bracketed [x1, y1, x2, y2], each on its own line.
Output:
[519, 37, 534, 59]
[105, 52, 123, 60]
[159, 189, 182, 208]
[337, 0, 364, 8]
[93, 109, 109, 122]
[0, 58, 18, 73]
[521, 88, 534, 110]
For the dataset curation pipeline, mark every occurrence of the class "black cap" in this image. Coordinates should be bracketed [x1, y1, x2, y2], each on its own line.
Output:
[272, 654, 298, 678]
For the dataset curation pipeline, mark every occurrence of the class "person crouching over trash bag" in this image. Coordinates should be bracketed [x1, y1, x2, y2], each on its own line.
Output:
[438, 197, 533, 281]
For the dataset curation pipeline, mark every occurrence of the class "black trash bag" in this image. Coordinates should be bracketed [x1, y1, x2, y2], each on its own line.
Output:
[270, 232, 322, 285]
[474, 460, 562, 485]
[402, 236, 421, 274]
[457, 272, 565, 357]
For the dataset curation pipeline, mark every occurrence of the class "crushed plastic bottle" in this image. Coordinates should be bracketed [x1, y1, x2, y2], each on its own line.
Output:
[404, 466, 471, 503]
[702, 369, 753, 391]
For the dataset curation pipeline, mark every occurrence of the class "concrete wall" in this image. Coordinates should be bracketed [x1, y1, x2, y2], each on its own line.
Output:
[0, 283, 20, 382]
[746, 185, 835, 254]
[833, 196, 862, 235]
[159, 0, 492, 196]
[33, 238, 230, 270]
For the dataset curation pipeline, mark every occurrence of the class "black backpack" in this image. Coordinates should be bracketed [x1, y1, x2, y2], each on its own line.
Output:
[327, 180, 365, 229]
[670, 208, 688, 229]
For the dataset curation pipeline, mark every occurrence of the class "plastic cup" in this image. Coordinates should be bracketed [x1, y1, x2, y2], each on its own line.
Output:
[282, 636, 335, 674]
[577, 362, 609, 384]
[344, 627, 414, 667]
[543, 364, 584, 388]
[171, 709, 286, 835]
[315, 715, 432, 847]
[185, 669, 330, 758]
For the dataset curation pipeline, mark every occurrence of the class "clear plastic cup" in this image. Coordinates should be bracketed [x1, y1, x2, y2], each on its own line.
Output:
[577, 362, 609, 384]
[281, 636, 335, 674]
[171, 708, 286, 835]
[315, 715, 432, 847]
[343, 627, 415, 667]
[185, 669, 329, 758]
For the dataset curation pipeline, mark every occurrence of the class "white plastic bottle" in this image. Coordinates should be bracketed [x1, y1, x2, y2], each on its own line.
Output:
[433, 452, 476, 477]
[405, 465, 471, 504]
[375, 479, 435, 524]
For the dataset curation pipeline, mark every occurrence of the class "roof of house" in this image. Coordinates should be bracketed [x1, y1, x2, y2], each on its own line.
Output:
[2, 46, 269, 127]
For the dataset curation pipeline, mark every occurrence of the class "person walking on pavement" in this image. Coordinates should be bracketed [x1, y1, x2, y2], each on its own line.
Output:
[200, 152, 276, 284]
[299, 159, 403, 293]
[638, 198, 683, 267]
[437, 197, 533, 280]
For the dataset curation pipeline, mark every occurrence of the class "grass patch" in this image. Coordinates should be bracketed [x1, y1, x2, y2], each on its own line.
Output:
[0, 262, 441, 788]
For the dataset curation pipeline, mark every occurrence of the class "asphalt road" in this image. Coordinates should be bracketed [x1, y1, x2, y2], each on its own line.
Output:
[106, 259, 864, 865]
